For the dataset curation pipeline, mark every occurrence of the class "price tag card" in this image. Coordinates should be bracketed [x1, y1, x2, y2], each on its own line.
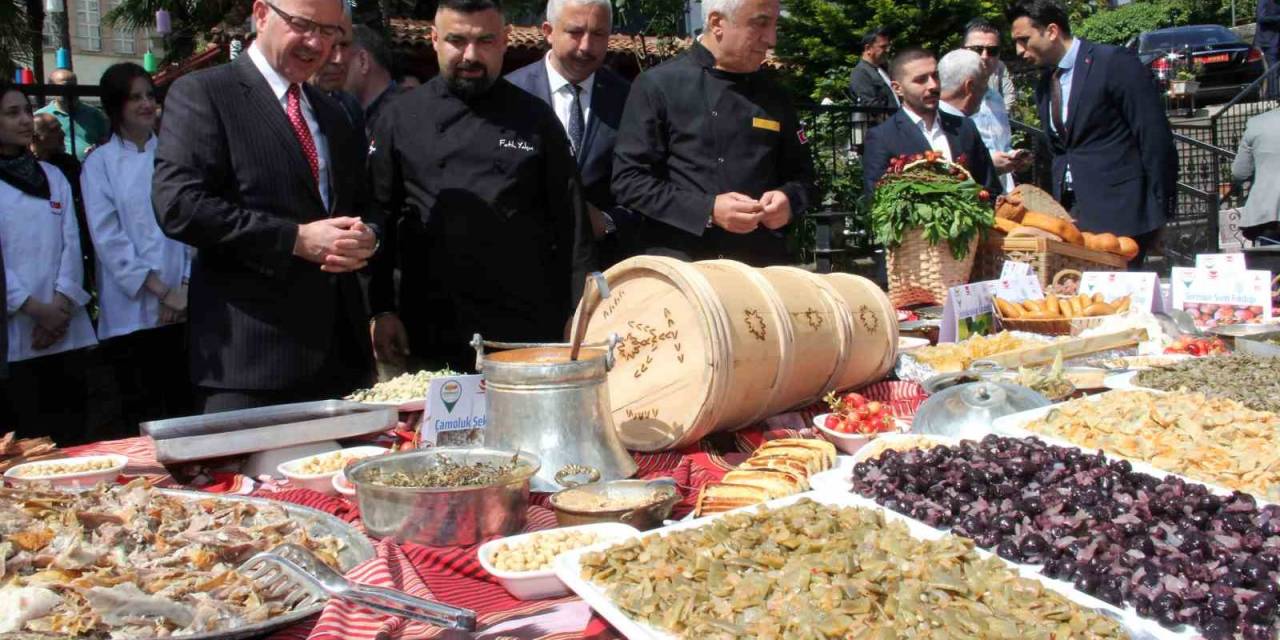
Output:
[940, 272, 1042, 343]
[1170, 267, 1272, 329]
[1196, 253, 1248, 273]
[1000, 260, 1036, 281]
[421, 374, 488, 447]
[1079, 271, 1162, 313]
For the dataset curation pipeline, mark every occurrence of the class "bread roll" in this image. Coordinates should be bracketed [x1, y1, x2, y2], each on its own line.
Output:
[1095, 233, 1121, 253]
[1117, 237, 1140, 260]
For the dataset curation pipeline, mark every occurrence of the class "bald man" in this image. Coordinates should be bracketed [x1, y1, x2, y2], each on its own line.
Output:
[35, 69, 109, 160]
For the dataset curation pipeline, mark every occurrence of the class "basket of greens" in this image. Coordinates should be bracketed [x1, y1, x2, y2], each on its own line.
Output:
[871, 152, 994, 308]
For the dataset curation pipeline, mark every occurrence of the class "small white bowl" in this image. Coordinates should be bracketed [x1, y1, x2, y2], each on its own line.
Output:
[812, 413, 908, 455]
[332, 470, 356, 496]
[278, 446, 388, 495]
[898, 336, 931, 352]
[477, 522, 639, 600]
[3, 454, 128, 489]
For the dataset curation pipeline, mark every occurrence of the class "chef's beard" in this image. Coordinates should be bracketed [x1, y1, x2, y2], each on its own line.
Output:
[446, 64, 495, 101]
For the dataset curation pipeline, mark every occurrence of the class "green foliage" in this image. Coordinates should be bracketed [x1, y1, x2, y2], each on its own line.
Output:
[870, 159, 994, 260]
[1077, 0, 1256, 46]
[614, 0, 686, 37]
[1076, 0, 1192, 44]
[105, 0, 250, 65]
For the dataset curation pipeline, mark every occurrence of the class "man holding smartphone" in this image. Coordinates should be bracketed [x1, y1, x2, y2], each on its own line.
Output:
[961, 20, 1031, 193]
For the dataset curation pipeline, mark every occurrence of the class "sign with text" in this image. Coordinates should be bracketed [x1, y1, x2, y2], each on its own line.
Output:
[1079, 271, 1162, 313]
[421, 374, 487, 446]
[1196, 253, 1248, 273]
[1170, 267, 1272, 329]
[940, 272, 1043, 343]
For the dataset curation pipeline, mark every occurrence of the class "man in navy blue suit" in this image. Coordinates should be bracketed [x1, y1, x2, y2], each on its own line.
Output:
[862, 48, 1002, 199]
[506, 0, 632, 267]
[1009, 0, 1176, 267]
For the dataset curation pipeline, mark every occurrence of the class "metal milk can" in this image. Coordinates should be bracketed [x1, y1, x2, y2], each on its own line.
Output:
[473, 334, 636, 492]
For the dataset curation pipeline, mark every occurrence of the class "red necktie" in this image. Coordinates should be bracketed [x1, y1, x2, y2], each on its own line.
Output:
[286, 83, 319, 183]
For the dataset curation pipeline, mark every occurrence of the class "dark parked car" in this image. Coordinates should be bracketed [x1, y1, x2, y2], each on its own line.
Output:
[1127, 25, 1267, 103]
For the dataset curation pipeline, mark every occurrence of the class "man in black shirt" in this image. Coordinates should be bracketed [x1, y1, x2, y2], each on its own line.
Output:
[368, 0, 595, 371]
[611, 0, 817, 267]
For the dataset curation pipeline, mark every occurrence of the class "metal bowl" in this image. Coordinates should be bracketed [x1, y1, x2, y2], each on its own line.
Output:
[548, 477, 681, 530]
[347, 447, 541, 547]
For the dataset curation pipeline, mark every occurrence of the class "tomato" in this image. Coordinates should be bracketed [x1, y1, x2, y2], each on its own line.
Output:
[842, 393, 869, 410]
[978, 190, 990, 202]
[824, 414, 842, 430]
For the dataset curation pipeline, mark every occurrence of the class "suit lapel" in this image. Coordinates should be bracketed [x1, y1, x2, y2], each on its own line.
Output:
[233, 57, 324, 212]
[896, 110, 931, 152]
[578, 73, 610, 170]
[940, 113, 965, 161]
[306, 84, 344, 214]
[1064, 40, 1095, 141]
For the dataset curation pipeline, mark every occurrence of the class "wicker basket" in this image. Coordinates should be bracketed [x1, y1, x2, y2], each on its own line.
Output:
[973, 232, 1127, 290]
[992, 297, 1115, 336]
[886, 229, 977, 308]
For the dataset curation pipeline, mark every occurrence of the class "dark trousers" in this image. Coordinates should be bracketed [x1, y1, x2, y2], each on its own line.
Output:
[101, 324, 194, 437]
[199, 293, 371, 414]
[1, 348, 91, 445]
[1062, 188, 1162, 270]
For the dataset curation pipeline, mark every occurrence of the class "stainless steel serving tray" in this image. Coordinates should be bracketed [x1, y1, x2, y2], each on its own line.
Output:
[1235, 330, 1280, 358]
[154, 488, 375, 640]
[141, 400, 397, 464]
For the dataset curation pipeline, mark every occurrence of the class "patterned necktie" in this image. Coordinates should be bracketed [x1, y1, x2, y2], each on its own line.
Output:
[286, 83, 320, 183]
[1049, 67, 1066, 138]
[567, 83, 585, 156]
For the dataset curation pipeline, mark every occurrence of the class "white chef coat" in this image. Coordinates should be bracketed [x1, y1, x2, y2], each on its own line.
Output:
[0, 163, 97, 362]
[81, 134, 194, 341]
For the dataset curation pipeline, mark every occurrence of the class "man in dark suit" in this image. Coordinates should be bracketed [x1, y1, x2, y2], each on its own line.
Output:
[848, 28, 898, 110]
[862, 48, 1001, 198]
[1257, 0, 1280, 99]
[1009, 0, 1176, 267]
[154, 0, 380, 413]
[506, 0, 632, 268]
[308, 9, 366, 136]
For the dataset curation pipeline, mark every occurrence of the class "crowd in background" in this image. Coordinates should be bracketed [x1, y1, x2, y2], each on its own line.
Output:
[2, 0, 1272, 448]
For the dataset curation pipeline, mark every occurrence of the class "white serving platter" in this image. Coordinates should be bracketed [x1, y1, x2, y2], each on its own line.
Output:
[554, 491, 1176, 640]
[989, 391, 1274, 505]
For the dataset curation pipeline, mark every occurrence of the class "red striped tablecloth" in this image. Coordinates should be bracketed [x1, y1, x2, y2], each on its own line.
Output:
[63, 380, 926, 640]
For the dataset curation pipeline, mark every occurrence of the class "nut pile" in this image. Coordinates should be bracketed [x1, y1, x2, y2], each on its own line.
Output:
[1135, 354, 1280, 414]
[580, 499, 1127, 639]
[490, 530, 601, 573]
[851, 435, 1280, 639]
[1021, 390, 1280, 500]
[10, 456, 117, 478]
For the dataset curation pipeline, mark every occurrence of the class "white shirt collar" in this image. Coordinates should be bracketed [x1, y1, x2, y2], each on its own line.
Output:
[1059, 37, 1081, 72]
[248, 43, 294, 101]
[938, 100, 964, 118]
[902, 104, 942, 134]
[113, 133, 157, 154]
[544, 55, 594, 101]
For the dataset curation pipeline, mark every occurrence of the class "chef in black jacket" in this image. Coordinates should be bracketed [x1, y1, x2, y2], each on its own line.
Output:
[611, 0, 817, 267]
[368, 0, 595, 371]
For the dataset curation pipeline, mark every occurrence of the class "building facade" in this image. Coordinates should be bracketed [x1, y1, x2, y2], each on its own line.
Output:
[41, 0, 155, 87]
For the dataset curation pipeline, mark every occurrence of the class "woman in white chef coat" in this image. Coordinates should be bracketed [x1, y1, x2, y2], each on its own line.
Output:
[0, 81, 97, 443]
[82, 63, 193, 431]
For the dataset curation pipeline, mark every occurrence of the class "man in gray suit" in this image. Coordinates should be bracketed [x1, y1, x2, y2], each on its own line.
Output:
[506, 0, 632, 267]
[1233, 109, 1280, 243]
[848, 28, 898, 110]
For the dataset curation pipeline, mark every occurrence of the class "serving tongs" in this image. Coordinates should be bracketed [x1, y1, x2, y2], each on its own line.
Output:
[239, 543, 477, 631]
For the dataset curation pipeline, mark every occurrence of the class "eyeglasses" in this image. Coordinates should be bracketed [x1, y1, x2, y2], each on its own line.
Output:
[262, 1, 346, 40]
[966, 45, 1000, 57]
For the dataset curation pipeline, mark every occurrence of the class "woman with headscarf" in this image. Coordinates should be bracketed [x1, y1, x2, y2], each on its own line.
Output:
[0, 80, 97, 442]
[82, 63, 193, 432]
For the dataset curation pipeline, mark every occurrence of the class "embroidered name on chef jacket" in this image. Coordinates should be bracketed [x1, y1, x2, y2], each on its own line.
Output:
[498, 138, 535, 152]
[49, 199, 64, 216]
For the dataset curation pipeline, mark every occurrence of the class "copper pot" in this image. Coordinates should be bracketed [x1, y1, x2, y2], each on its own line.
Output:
[548, 470, 680, 530]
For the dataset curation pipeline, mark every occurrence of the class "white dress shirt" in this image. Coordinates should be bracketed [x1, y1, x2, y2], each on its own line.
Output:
[903, 105, 953, 161]
[544, 55, 594, 142]
[971, 89, 1016, 193]
[82, 134, 195, 341]
[248, 43, 332, 211]
[0, 163, 97, 362]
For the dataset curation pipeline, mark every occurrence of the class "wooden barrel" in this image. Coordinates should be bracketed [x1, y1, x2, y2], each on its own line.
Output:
[820, 272, 899, 393]
[759, 266, 844, 414]
[580, 257, 773, 451]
